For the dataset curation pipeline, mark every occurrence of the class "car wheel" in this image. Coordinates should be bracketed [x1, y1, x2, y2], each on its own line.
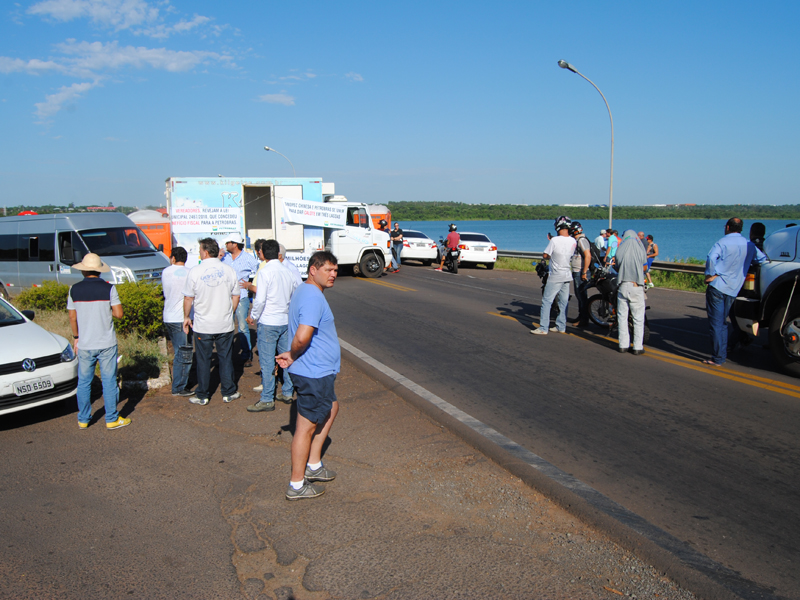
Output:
[359, 252, 384, 279]
[422, 260, 432, 266]
[486, 263, 495, 270]
[769, 300, 800, 376]
[0, 282, 8, 301]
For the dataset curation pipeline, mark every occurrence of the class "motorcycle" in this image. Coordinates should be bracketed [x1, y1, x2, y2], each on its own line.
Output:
[586, 266, 650, 344]
[438, 237, 461, 273]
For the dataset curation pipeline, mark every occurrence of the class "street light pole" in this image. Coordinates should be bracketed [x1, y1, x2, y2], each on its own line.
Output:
[263, 146, 296, 177]
[558, 60, 614, 229]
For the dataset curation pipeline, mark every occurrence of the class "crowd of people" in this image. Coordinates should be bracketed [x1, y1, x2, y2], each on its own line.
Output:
[68, 235, 343, 501]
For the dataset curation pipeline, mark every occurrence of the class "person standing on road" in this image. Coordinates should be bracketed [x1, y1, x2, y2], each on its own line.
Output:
[645, 235, 658, 288]
[246, 240, 298, 413]
[390, 222, 404, 273]
[162, 246, 193, 397]
[221, 233, 259, 367]
[615, 230, 648, 355]
[605, 229, 620, 267]
[183, 238, 241, 405]
[435, 224, 460, 271]
[569, 222, 592, 327]
[703, 218, 768, 366]
[532, 216, 576, 335]
[594, 229, 608, 260]
[276, 251, 341, 500]
[67, 253, 129, 430]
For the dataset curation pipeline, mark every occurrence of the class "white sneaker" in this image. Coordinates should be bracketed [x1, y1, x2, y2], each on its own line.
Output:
[223, 392, 241, 403]
[189, 396, 209, 406]
[253, 384, 263, 392]
[530, 327, 548, 335]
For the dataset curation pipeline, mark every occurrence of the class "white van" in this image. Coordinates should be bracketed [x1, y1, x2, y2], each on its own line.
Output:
[0, 212, 169, 297]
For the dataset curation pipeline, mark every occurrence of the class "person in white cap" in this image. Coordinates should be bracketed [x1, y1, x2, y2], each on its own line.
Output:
[67, 253, 130, 430]
[594, 229, 608, 261]
[221, 232, 259, 367]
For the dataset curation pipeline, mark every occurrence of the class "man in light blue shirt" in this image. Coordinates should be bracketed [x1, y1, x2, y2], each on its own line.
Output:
[221, 233, 259, 366]
[276, 251, 341, 501]
[704, 217, 768, 366]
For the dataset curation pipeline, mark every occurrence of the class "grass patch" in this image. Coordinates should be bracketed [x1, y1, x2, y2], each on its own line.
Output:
[496, 257, 540, 272]
[16, 308, 164, 380]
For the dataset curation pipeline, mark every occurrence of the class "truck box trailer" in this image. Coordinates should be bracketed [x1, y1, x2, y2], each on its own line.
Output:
[164, 177, 391, 277]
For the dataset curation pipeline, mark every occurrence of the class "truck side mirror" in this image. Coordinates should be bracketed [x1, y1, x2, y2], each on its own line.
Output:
[158, 243, 164, 251]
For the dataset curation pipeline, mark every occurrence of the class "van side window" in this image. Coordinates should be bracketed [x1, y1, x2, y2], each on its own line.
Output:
[58, 231, 86, 265]
[0, 235, 17, 261]
[21, 234, 55, 262]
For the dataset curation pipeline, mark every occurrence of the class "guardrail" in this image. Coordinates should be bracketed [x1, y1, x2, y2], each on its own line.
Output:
[497, 250, 705, 275]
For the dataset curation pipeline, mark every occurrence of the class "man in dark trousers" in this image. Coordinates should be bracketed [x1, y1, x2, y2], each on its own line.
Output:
[390, 222, 404, 273]
[67, 253, 129, 430]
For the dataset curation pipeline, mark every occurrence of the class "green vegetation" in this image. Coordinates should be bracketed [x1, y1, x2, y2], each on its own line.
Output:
[114, 282, 165, 339]
[496, 257, 539, 272]
[0, 204, 160, 217]
[389, 202, 800, 221]
[16, 280, 70, 311]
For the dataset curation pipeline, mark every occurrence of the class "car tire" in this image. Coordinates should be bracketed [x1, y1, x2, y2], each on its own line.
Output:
[422, 260, 432, 266]
[769, 300, 800, 376]
[359, 252, 384, 279]
[0, 282, 8, 301]
[486, 263, 495, 270]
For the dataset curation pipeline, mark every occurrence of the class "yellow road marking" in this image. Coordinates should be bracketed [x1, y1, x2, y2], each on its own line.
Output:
[488, 311, 800, 399]
[360, 278, 416, 292]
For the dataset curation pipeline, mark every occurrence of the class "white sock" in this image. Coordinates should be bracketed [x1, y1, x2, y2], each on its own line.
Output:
[307, 461, 322, 470]
[290, 480, 304, 490]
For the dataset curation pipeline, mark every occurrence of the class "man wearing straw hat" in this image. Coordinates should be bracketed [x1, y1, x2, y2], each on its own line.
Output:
[67, 253, 130, 430]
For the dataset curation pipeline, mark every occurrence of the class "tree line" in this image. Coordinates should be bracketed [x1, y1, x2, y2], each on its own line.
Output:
[387, 202, 800, 221]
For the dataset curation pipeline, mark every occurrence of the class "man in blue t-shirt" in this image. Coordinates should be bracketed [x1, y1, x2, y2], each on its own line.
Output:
[277, 251, 341, 500]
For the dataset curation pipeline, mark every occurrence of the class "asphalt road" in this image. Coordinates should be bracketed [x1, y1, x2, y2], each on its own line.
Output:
[326, 262, 800, 599]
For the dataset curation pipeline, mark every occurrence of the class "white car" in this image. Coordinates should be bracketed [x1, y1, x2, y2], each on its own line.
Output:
[456, 232, 498, 269]
[0, 298, 78, 416]
[400, 230, 439, 266]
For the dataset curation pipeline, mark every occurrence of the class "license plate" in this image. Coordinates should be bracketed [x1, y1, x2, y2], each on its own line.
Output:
[14, 376, 55, 396]
[475, 246, 487, 252]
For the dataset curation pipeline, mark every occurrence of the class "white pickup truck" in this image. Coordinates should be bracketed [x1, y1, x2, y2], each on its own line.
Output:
[322, 196, 392, 277]
[734, 225, 800, 375]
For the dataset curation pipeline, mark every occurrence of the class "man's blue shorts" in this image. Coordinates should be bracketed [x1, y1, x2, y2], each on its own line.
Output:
[292, 373, 337, 424]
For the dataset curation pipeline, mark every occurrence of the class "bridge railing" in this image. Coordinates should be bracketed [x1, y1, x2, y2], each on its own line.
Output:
[497, 250, 705, 275]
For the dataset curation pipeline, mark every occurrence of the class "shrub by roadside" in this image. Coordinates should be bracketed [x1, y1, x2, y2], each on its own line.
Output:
[114, 282, 164, 339]
[16, 281, 70, 311]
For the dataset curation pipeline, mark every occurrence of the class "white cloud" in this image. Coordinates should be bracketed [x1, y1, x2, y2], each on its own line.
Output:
[257, 93, 295, 106]
[34, 80, 100, 121]
[345, 72, 364, 82]
[0, 57, 64, 74]
[138, 14, 212, 39]
[28, 0, 159, 31]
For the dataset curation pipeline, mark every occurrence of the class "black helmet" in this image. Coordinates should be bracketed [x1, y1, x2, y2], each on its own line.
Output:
[569, 221, 583, 235]
[554, 215, 571, 232]
[449, 223, 458, 232]
[379, 219, 387, 227]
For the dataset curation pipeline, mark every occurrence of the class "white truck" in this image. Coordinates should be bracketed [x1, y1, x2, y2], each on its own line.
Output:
[734, 224, 800, 376]
[164, 177, 391, 277]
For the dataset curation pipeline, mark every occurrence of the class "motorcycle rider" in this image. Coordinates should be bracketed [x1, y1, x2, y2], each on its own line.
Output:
[435, 224, 461, 272]
[532, 216, 577, 335]
[570, 221, 592, 327]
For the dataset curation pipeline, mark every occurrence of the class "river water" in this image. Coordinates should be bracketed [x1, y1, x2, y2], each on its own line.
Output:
[398, 219, 795, 262]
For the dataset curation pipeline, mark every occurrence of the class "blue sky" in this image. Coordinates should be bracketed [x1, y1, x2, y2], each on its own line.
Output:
[1, 0, 798, 208]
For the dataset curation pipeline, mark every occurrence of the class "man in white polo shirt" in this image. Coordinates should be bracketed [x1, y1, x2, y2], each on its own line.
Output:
[182, 238, 240, 406]
[531, 216, 577, 335]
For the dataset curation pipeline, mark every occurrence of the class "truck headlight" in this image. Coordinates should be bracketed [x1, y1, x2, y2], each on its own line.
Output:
[61, 343, 76, 362]
[110, 266, 133, 283]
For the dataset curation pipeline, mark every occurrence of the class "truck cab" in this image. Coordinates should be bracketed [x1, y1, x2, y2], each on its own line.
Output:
[323, 197, 391, 278]
[734, 225, 800, 375]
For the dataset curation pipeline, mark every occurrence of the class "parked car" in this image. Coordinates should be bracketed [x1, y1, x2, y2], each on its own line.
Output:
[0, 298, 78, 416]
[400, 230, 438, 266]
[456, 232, 498, 269]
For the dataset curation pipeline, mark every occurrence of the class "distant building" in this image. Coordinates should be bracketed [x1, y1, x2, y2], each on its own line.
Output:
[563, 204, 589, 207]
[86, 206, 118, 212]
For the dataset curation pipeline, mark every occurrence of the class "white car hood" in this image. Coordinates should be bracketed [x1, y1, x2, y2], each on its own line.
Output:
[0, 321, 67, 363]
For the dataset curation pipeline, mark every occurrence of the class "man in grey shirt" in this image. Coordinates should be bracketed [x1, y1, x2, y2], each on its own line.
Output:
[615, 229, 648, 355]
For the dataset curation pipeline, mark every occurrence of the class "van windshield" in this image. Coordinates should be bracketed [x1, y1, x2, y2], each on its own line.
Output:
[78, 227, 156, 256]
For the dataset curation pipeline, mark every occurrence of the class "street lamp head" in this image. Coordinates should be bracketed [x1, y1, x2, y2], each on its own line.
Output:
[558, 59, 577, 73]
[264, 146, 272, 152]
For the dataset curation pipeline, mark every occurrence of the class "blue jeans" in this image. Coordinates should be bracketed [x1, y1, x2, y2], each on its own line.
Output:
[257, 323, 293, 402]
[194, 330, 236, 400]
[540, 279, 571, 332]
[234, 297, 252, 360]
[572, 272, 590, 322]
[164, 322, 192, 394]
[706, 285, 735, 364]
[77, 346, 119, 424]
[391, 244, 401, 269]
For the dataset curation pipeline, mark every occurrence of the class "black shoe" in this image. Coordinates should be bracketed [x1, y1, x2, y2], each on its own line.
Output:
[172, 389, 195, 397]
[618, 347, 629, 353]
[243, 360, 253, 368]
[631, 349, 645, 355]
